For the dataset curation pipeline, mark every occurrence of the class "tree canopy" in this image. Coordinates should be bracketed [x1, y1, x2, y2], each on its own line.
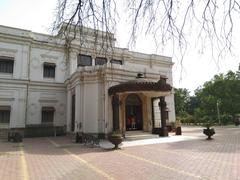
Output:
[174, 70, 240, 125]
[174, 88, 190, 117]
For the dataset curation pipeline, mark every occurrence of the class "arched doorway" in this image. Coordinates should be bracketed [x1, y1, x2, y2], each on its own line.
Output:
[125, 94, 143, 131]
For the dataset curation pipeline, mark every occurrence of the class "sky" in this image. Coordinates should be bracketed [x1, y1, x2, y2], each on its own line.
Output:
[0, 0, 239, 94]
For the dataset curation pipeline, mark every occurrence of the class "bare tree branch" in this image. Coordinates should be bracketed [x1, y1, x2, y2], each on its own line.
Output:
[52, 0, 240, 66]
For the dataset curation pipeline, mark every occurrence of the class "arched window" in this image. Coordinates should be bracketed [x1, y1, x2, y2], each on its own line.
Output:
[125, 94, 141, 106]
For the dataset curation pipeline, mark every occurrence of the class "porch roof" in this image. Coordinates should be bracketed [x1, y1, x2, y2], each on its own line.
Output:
[108, 76, 172, 96]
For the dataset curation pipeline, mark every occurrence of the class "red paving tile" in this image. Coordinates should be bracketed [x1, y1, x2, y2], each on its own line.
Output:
[0, 127, 240, 180]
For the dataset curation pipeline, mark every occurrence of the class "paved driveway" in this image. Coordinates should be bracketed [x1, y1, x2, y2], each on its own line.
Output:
[0, 127, 240, 180]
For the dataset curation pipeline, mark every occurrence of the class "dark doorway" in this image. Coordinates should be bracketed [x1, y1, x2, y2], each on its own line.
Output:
[71, 94, 75, 132]
[125, 94, 143, 131]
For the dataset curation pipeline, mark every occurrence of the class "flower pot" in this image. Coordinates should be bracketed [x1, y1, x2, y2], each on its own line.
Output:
[108, 136, 123, 149]
[175, 127, 182, 135]
[203, 128, 215, 140]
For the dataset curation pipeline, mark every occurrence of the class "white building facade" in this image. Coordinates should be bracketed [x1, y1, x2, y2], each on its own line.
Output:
[0, 24, 175, 138]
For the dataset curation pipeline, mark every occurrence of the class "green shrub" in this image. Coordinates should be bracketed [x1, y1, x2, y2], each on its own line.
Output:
[220, 114, 233, 125]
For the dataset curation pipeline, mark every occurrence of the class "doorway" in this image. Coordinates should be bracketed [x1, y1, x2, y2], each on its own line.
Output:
[125, 94, 143, 131]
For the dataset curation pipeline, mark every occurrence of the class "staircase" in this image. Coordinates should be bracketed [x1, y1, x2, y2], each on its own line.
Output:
[124, 131, 159, 141]
[0, 129, 9, 141]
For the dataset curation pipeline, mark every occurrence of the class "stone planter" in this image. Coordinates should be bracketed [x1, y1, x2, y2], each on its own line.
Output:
[175, 127, 182, 135]
[108, 134, 123, 149]
[203, 127, 215, 140]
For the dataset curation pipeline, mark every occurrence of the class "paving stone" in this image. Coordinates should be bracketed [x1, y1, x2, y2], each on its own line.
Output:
[0, 127, 239, 180]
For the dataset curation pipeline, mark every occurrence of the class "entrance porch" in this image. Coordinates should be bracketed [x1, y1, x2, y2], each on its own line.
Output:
[108, 75, 173, 137]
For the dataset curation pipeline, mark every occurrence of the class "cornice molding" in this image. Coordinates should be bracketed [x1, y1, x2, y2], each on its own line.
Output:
[0, 78, 65, 88]
[0, 97, 15, 101]
[65, 66, 172, 86]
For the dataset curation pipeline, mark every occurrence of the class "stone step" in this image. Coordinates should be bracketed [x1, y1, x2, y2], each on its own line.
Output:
[124, 131, 159, 141]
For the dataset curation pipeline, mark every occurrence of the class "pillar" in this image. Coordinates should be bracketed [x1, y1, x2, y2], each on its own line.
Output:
[66, 87, 72, 132]
[159, 96, 168, 137]
[112, 94, 120, 131]
[75, 83, 81, 132]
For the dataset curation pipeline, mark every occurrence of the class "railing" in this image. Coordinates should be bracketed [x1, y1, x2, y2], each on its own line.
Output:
[75, 132, 100, 147]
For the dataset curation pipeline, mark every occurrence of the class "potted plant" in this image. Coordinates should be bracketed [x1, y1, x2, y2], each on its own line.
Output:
[175, 120, 182, 135]
[203, 121, 215, 140]
[108, 130, 123, 149]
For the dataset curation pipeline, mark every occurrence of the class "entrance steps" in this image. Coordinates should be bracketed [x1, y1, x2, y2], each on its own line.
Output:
[124, 131, 159, 141]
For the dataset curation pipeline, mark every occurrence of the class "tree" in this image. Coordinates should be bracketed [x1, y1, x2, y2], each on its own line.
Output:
[174, 70, 240, 125]
[186, 96, 199, 116]
[194, 70, 240, 124]
[53, 0, 240, 61]
[174, 88, 190, 116]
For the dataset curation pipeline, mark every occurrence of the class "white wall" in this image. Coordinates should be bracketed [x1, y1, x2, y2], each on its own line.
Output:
[0, 42, 28, 80]
[0, 40, 28, 128]
[0, 85, 26, 128]
[0, 29, 67, 128]
[0, 25, 175, 133]
[83, 83, 99, 133]
[27, 89, 66, 126]
[30, 48, 66, 83]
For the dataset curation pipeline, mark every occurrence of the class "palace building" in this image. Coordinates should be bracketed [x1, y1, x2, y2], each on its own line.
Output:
[0, 24, 175, 138]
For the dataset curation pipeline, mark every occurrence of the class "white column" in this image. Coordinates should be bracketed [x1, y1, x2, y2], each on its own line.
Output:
[75, 82, 81, 132]
[80, 84, 84, 132]
[66, 87, 72, 132]
[92, 56, 96, 66]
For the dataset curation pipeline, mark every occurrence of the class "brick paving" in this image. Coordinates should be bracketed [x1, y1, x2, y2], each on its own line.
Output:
[0, 141, 23, 180]
[0, 126, 240, 180]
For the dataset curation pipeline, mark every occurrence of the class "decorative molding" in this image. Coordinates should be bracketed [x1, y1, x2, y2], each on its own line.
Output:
[0, 97, 15, 101]
[0, 91, 14, 97]
[41, 54, 58, 60]
[39, 99, 58, 103]
[39, 92, 58, 103]
[40, 92, 57, 97]
[0, 48, 18, 55]
[0, 73, 13, 79]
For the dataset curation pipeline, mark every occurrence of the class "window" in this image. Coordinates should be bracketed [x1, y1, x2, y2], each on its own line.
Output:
[77, 54, 92, 66]
[43, 63, 55, 78]
[110, 59, 122, 65]
[0, 106, 11, 124]
[95, 57, 107, 65]
[0, 56, 14, 73]
[42, 107, 55, 124]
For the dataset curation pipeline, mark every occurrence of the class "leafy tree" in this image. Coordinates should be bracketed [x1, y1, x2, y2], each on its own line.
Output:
[174, 88, 190, 117]
[186, 96, 199, 116]
[174, 70, 240, 125]
[194, 70, 240, 124]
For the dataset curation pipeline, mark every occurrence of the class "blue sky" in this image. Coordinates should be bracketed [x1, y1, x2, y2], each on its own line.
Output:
[0, 0, 239, 94]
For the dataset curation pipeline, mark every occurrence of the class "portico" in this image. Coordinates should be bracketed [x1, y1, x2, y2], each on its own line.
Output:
[109, 75, 172, 136]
